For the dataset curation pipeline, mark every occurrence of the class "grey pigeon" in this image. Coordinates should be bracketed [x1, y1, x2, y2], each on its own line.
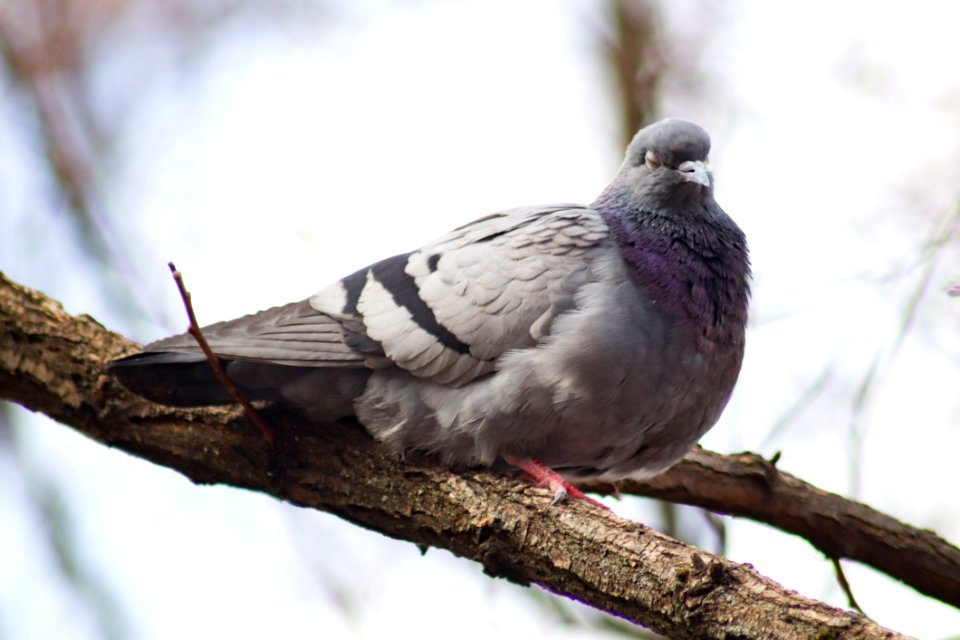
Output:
[110, 118, 750, 504]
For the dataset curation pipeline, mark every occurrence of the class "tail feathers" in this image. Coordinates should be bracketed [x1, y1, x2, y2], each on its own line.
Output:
[109, 352, 369, 418]
[109, 352, 268, 406]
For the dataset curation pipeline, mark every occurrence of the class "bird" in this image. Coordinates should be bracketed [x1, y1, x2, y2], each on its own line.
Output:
[110, 118, 750, 506]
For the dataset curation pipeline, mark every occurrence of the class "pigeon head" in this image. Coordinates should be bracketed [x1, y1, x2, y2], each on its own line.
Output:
[598, 118, 715, 214]
[593, 118, 749, 343]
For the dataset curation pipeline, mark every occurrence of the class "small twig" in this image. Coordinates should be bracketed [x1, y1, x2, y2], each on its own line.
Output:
[167, 262, 275, 447]
[761, 363, 834, 448]
[831, 556, 865, 615]
[702, 510, 727, 555]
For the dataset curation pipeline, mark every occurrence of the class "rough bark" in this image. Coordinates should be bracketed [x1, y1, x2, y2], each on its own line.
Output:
[601, 450, 960, 612]
[0, 271, 936, 638]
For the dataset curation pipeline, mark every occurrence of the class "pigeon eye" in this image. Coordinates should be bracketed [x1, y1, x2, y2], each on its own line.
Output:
[644, 150, 662, 169]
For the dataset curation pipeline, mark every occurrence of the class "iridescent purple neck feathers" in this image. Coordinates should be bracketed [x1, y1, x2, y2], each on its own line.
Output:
[594, 188, 750, 346]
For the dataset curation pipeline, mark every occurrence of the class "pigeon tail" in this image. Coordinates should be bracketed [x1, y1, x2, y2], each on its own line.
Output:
[109, 354, 369, 419]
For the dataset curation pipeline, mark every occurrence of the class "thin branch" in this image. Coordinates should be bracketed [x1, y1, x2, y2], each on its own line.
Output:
[167, 262, 274, 447]
[701, 511, 727, 556]
[832, 557, 865, 616]
[845, 199, 960, 499]
[761, 361, 835, 448]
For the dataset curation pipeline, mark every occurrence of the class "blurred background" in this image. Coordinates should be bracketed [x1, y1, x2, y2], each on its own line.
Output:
[1, 1, 958, 638]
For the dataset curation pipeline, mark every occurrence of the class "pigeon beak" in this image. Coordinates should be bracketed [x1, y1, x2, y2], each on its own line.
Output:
[678, 160, 710, 187]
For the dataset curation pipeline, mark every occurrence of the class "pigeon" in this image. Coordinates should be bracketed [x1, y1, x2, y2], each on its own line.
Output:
[110, 118, 750, 505]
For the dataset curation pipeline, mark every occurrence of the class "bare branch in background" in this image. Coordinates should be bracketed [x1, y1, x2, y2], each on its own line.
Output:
[0, 3, 326, 635]
[846, 197, 960, 496]
[0, 360, 129, 640]
[761, 360, 836, 448]
[20, 458, 132, 640]
[0, 0, 308, 311]
[832, 557, 866, 616]
[890, 200, 960, 355]
[603, 0, 664, 146]
[0, 0, 105, 249]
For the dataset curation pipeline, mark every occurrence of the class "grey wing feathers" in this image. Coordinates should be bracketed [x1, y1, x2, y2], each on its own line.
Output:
[311, 204, 611, 387]
[144, 299, 366, 367]
[111, 298, 369, 412]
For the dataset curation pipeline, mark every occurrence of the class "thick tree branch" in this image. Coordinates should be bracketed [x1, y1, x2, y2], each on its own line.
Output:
[597, 450, 960, 611]
[0, 272, 934, 638]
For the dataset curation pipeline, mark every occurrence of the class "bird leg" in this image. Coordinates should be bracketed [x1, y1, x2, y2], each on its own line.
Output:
[502, 455, 609, 510]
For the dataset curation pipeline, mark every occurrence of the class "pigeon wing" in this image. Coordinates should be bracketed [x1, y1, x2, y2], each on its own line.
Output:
[310, 204, 611, 387]
[140, 298, 366, 367]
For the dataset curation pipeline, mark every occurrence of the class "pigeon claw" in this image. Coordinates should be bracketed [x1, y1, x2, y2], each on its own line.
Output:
[503, 455, 609, 511]
[550, 487, 568, 506]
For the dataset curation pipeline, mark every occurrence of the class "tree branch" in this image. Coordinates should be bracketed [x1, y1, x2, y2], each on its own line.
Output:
[595, 449, 960, 611]
[0, 272, 932, 638]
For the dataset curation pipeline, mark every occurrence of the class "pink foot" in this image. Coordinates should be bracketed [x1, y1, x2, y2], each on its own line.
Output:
[503, 455, 609, 511]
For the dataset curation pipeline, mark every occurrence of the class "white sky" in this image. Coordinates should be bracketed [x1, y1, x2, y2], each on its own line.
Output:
[2, 1, 959, 638]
